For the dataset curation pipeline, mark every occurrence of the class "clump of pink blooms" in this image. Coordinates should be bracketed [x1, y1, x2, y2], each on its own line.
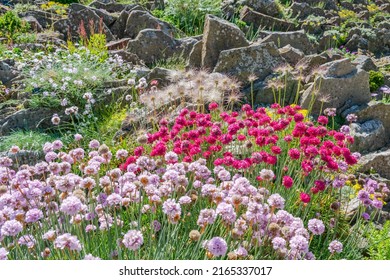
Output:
[0, 103, 387, 260]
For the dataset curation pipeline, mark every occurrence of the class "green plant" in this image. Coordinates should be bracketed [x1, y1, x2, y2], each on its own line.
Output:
[0, 11, 30, 43]
[13, 3, 39, 13]
[153, 54, 186, 70]
[13, 32, 37, 44]
[152, 0, 223, 36]
[365, 221, 390, 260]
[0, 131, 58, 152]
[369, 70, 385, 92]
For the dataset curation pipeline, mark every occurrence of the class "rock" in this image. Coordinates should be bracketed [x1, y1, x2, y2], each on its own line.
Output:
[106, 38, 131, 50]
[126, 29, 197, 66]
[22, 16, 42, 32]
[0, 60, 18, 87]
[259, 30, 315, 54]
[187, 40, 203, 69]
[240, 6, 297, 32]
[352, 55, 378, 72]
[293, 0, 338, 10]
[109, 50, 143, 65]
[350, 119, 386, 153]
[213, 42, 286, 83]
[19, 10, 58, 29]
[55, 3, 114, 41]
[278, 45, 305, 66]
[359, 149, 390, 179]
[89, 1, 135, 13]
[288, 2, 325, 19]
[354, 102, 390, 141]
[110, 10, 130, 39]
[146, 67, 179, 87]
[201, 14, 249, 70]
[300, 58, 370, 115]
[239, 0, 280, 17]
[89, 6, 117, 27]
[123, 10, 178, 39]
[0, 108, 69, 136]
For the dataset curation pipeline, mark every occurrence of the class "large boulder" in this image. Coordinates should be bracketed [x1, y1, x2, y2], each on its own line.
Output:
[359, 149, 390, 179]
[300, 58, 370, 115]
[123, 10, 179, 39]
[278, 45, 305, 66]
[0, 60, 18, 87]
[126, 29, 197, 66]
[239, 0, 280, 16]
[259, 30, 315, 54]
[240, 6, 297, 32]
[350, 119, 386, 153]
[201, 15, 249, 70]
[213, 42, 286, 83]
[54, 3, 114, 41]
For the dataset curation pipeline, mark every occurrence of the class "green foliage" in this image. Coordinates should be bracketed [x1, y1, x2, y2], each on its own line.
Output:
[13, 32, 37, 44]
[0, 11, 30, 43]
[369, 71, 385, 92]
[365, 221, 390, 260]
[13, 3, 39, 13]
[0, 131, 57, 152]
[152, 0, 223, 36]
[49, 0, 79, 5]
[153, 54, 186, 70]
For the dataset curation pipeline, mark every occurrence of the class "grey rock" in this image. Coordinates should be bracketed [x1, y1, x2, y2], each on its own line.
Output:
[350, 119, 386, 153]
[0, 60, 18, 87]
[300, 59, 370, 115]
[288, 2, 325, 19]
[146, 67, 179, 87]
[22, 15, 42, 32]
[293, 0, 338, 10]
[240, 6, 297, 32]
[359, 149, 390, 179]
[201, 14, 249, 70]
[352, 55, 378, 72]
[238, 0, 280, 16]
[123, 10, 178, 39]
[126, 29, 197, 66]
[259, 30, 315, 54]
[187, 40, 203, 69]
[213, 42, 286, 83]
[355, 102, 390, 141]
[278, 45, 305, 66]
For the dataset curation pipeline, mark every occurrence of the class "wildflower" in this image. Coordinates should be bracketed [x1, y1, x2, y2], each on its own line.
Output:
[25, 208, 44, 223]
[9, 145, 20, 154]
[18, 235, 36, 248]
[323, 108, 336, 117]
[162, 199, 181, 223]
[197, 209, 217, 227]
[328, 240, 343, 254]
[208, 102, 219, 111]
[54, 233, 82, 252]
[122, 230, 143, 251]
[84, 254, 101, 260]
[189, 230, 201, 241]
[308, 219, 325, 235]
[1, 220, 23, 237]
[74, 134, 83, 141]
[89, 140, 100, 149]
[207, 237, 228, 257]
[346, 114, 357, 123]
[300, 192, 311, 203]
[259, 169, 275, 181]
[289, 235, 309, 252]
[282, 176, 293, 189]
[267, 194, 285, 209]
[51, 114, 61, 125]
[60, 196, 83, 216]
[0, 248, 9, 260]
[272, 237, 286, 250]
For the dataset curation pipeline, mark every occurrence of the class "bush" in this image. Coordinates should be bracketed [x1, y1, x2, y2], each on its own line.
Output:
[369, 70, 385, 92]
[0, 11, 30, 43]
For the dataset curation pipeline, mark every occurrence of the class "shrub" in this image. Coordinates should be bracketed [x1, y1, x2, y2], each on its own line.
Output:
[0, 11, 30, 43]
[369, 70, 384, 92]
